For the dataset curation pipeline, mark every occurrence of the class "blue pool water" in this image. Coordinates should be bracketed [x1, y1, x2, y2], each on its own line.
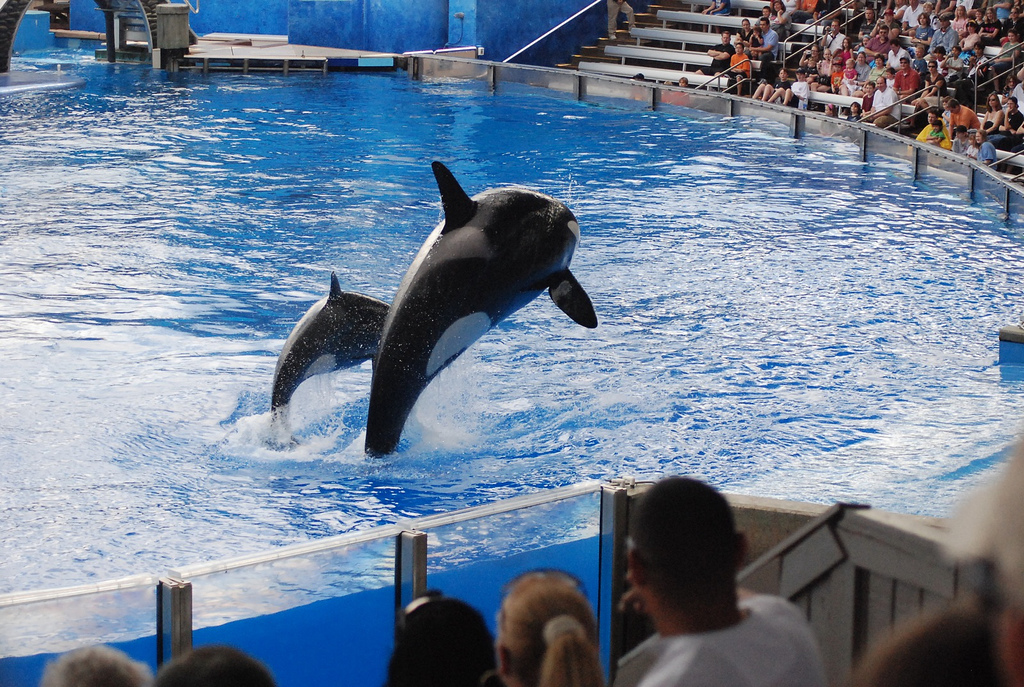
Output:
[2, 51, 1024, 594]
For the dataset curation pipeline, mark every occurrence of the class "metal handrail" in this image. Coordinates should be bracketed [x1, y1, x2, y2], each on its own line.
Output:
[504, 0, 604, 64]
[181, 0, 199, 12]
[781, 0, 860, 67]
[968, 42, 1022, 110]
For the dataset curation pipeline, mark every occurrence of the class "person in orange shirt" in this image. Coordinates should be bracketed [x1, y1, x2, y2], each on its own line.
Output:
[943, 95, 982, 129]
[728, 40, 753, 94]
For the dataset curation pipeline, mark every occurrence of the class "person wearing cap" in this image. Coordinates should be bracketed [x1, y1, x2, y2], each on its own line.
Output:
[930, 14, 961, 54]
[881, 6, 902, 31]
[894, 55, 923, 98]
[947, 441, 1024, 687]
[613, 477, 826, 687]
[951, 123, 972, 152]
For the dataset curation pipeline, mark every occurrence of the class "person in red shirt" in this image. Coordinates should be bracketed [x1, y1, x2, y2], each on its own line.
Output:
[894, 56, 923, 99]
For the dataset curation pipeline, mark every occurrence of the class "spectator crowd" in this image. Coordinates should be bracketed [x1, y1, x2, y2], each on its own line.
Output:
[34, 461, 1024, 687]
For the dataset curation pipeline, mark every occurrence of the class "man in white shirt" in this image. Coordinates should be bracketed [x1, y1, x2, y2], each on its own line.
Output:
[864, 76, 899, 127]
[612, 477, 827, 687]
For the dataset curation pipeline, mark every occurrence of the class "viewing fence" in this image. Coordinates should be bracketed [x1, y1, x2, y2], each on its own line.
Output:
[407, 54, 1024, 224]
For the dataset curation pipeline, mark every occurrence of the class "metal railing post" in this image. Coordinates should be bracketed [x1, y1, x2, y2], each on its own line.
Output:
[157, 578, 192, 666]
[598, 478, 651, 681]
[395, 530, 428, 615]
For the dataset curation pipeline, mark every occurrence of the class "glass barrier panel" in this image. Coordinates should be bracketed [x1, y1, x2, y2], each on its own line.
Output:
[0, 575, 156, 687]
[419, 57, 491, 81]
[497, 65, 579, 96]
[581, 77, 652, 110]
[417, 488, 602, 638]
[175, 529, 400, 687]
[917, 148, 972, 189]
[973, 169, 1007, 209]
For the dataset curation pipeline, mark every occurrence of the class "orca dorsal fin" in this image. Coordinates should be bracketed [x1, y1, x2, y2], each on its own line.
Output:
[432, 161, 476, 234]
[549, 270, 598, 329]
[329, 272, 344, 300]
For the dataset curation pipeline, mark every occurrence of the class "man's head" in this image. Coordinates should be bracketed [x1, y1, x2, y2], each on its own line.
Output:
[1009, 96, 1019, 113]
[900, 56, 912, 72]
[759, 16, 771, 30]
[154, 647, 275, 687]
[831, 19, 841, 33]
[943, 95, 960, 111]
[927, 107, 942, 126]
[947, 440, 1024, 687]
[940, 12, 952, 26]
[721, 29, 731, 44]
[955, 124, 968, 139]
[628, 477, 743, 603]
[876, 77, 888, 91]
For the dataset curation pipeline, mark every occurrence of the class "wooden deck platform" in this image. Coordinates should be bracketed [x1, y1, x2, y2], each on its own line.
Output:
[174, 34, 402, 74]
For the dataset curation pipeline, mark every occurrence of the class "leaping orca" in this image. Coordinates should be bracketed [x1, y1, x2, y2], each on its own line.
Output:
[270, 161, 597, 454]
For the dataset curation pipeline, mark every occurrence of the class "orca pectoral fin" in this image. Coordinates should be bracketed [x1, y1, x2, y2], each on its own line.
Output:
[548, 270, 598, 329]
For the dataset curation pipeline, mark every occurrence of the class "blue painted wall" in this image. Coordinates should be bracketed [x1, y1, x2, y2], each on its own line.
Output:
[289, 0, 447, 52]
[70, 0, 288, 37]
[189, 0, 289, 36]
[70, 0, 106, 33]
[13, 10, 55, 53]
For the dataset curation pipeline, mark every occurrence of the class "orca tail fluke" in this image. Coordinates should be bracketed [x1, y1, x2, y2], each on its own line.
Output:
[549, 269, 598, 328]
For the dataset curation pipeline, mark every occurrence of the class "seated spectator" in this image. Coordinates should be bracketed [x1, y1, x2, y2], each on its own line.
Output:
[981, 92, 1007, 131]
[41, 646, 151, 687]
[766, 68, 797, 104]
[701, 29, 735, 77]
[988, 95, 1023, 147]
[769, 0, 792, 40]
[913, 11, 936, 46]
[854, 51, 873, 83]
[951, 123, 973, 152]
[749, 18, 779, 81]
[800, 44, 822, 71]
[859, 79, 878, 111]
[959, 20, 983, 54]
[863, 23, 893, 60]
[753, 66, 791, 101]
[916, 106, 954, 146]
[895, 56, 924, 99]
[389, 593, 497, 687]
[847, 100, 864, 119]
[980, 6, 1003, 45]
[887, 27, 912, 68]
[738, 17, 755, 43]
[790, 69, 813, 107]
[952, 4, 970, 36]
[867, 53, 888, 85]
[837, 36, 854, 65]
[727, 42, 752, 94]
[974, 127, 998, 163]
[930, 14, 961, 54]
[839, 58, 860, 95]
[496, 571, 603, 687]
[703, 0, 732, 16]
[993, 29, 1022, 72]
[613, 477, 827, 687]
[944, 94, 982, 129]
[863, 76, 900, 128]
[849, 606, 1000, 687]
[820, 18, 845, 52]
[154, 646, 275, 687]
